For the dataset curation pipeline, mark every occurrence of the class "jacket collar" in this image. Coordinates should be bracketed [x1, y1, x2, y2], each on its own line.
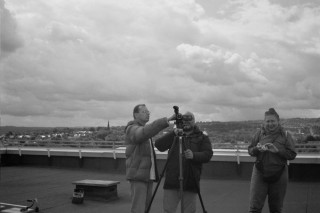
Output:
[124, 119, 145, 132]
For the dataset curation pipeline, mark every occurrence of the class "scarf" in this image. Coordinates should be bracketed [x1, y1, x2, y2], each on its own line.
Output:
[259, 125, 282, 145]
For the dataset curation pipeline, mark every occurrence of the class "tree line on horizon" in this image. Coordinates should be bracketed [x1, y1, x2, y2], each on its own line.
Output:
[1, 117, 320, 144]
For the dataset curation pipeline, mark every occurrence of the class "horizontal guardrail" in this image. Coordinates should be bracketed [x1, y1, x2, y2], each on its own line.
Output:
[3, 140, 320, 151]
[2, 140, 125, 149]
[1, 141, 320, 164]
[1, 140, 126, 160]
[295, 142, 320, 153]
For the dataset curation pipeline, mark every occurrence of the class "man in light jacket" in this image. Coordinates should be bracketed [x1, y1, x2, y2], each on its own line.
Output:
[125, 104, 175, 213]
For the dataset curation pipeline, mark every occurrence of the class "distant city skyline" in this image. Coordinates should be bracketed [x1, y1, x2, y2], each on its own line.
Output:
[1, 0, 320, 127]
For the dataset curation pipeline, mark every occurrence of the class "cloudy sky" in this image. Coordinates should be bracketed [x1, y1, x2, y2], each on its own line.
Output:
[0, 0, 319, 127]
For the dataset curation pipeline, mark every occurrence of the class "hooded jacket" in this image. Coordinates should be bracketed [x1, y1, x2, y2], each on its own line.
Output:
[155, 126, 213, 192]
[125, 117, 169, 182]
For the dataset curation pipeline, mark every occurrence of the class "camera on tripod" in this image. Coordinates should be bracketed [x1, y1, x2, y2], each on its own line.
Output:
[173, 106, 193, 133]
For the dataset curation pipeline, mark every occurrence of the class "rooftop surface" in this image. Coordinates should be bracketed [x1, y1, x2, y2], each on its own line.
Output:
[0, 166, 319, 213]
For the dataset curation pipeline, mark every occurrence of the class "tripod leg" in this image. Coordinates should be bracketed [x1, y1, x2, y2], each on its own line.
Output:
[145, 178, 162, 213]
[178, 136, 184, 213]
[196, 187, 207, 213]
[189, 165, 208, 213]
[145, 137, 178, 213]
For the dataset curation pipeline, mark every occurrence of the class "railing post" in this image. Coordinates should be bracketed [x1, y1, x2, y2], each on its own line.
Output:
[236, 143, 240, 165]
[113, 141, 116, 159]
[78, 141, 82, 158]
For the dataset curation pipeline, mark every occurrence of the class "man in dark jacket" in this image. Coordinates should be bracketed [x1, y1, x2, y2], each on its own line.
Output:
[155, 111, 213, 213]
[125, 104, 176, 213]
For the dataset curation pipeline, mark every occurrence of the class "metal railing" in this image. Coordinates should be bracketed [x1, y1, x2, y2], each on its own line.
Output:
[295, 142, 320, 153]
[2, 140, 320, 153]
[213, 142, 320, 153]
[2, 140, 125, 149]
[1, 140, 320, 165]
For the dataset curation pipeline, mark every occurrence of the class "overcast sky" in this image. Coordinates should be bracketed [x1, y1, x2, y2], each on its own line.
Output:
[0, 0, 319, 127]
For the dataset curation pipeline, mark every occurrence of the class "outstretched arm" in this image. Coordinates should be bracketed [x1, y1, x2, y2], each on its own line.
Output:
[155, 131, 175, 152]
[126, 118, 169, 144]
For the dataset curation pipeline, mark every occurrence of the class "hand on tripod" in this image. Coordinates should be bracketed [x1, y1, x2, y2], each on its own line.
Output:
[173, 128, 184, 136]
[184, 149, 194, 159]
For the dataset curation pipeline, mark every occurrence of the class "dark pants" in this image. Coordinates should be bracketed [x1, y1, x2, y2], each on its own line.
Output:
[249, 164, 288, 213]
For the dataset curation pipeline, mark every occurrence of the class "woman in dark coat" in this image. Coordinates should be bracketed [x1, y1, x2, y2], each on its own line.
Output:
[248, 108, 297, 213]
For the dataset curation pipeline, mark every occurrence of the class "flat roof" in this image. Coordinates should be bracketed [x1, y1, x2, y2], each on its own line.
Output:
[0, 166, 319, 213]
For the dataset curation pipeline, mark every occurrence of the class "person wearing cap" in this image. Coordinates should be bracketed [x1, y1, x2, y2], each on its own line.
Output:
[155, 111, 213, 213]
[125, 104, 176, 213]
[248, 108, 297, 213]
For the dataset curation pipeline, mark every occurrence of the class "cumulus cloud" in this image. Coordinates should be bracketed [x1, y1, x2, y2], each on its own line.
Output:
[0, 0, 23, 56]
[0, 0, 319, 127]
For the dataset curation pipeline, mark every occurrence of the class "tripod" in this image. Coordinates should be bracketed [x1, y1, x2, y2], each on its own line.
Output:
[146, 134, 207, 213]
